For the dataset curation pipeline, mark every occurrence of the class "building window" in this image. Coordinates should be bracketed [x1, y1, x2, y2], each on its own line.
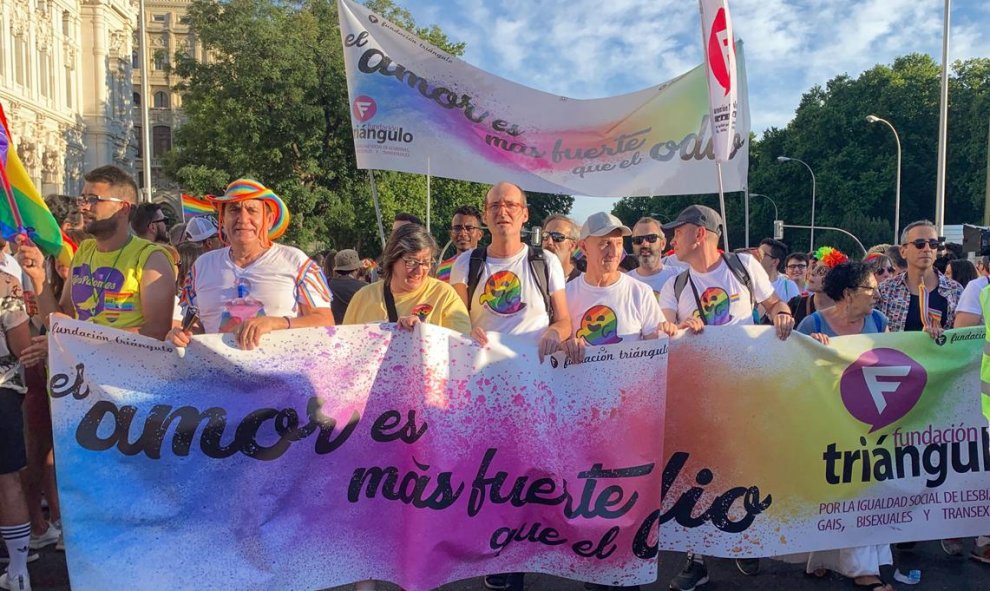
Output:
[153, 14, 166, 23]
[153, 51, 168, 70]
[133, 92, 141, 106]
[179, 16, 190, 24]
[132, 49, 140, 69]
[153, 91, 168, 109]
[152, 126, 171, 157]
[134, 126, 142, 158]
[14, 35, 25, 86]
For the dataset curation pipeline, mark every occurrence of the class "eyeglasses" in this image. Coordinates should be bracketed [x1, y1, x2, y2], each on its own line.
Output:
[812, 266, 830, 276]
[450, 224, 480, 233]
[631, 234, 661, 245]
[855, 285, 877, 294]
[486, 201, 524, 214]
[543, 231, 574, 243]
[401, 257, 433, 271]
[73, 193, 128, 207]
[905, 239, 941, 250]
[151, 218, 167, 225]
[874, 266, 896, 275]
[785, 263, 808, 271]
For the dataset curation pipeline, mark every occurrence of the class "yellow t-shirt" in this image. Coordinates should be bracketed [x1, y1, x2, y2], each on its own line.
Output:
[70, 236, 169, 329]
[343, 276, 471, 335]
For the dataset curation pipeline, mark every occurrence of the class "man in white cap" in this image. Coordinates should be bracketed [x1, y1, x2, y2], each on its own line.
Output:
[658, 204, 792, 591]
[183, 215, 223, 252]
[562, 212, 668, 363]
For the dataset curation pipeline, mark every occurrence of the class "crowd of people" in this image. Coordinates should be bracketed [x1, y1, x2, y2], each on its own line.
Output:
[0, 166, 986, 591]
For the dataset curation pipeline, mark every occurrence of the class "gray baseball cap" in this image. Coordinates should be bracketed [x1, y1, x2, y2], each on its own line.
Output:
[579, 212, 632, 239]
[662, 205, 723, 235]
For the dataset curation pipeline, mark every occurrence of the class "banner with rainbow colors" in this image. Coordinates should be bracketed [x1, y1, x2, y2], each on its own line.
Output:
[48, 321, 986, 591]
[337, 0, 750, 198]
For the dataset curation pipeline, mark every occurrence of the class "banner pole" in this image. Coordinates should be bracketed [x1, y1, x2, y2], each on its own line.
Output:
[368, 170, 386, 249]
[744, 185, 750, 248]
[716, 162, 729, 252]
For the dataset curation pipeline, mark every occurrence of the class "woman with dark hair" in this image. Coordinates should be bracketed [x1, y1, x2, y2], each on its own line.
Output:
[945, 258, 977, 288]
[864, 253, 897, 285]
[797, 261, 888, 345]
[344, 223, 470, 334]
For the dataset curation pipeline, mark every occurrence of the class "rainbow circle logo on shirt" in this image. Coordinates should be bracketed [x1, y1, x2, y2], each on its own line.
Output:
[576, 305, 623, 346]
[479, 270, 524, 315]
[699, 287, 731, 325]
[411, 303, 433, 321]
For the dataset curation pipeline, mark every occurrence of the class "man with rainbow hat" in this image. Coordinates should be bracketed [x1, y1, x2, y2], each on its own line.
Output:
[169, 178, 333, 350]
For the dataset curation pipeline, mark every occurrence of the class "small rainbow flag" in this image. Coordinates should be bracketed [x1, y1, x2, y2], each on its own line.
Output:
[57, 230, 78, 268]
[435, 255, 457, 282]
[181, 193, 215, 219]
[0, 102, 62, 256]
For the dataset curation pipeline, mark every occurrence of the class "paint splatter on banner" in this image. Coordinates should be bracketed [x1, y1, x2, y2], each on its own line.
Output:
[48, 319, 666, 591]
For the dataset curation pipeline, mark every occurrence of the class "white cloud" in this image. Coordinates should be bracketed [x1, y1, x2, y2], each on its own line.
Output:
[402, 0, 990, 134]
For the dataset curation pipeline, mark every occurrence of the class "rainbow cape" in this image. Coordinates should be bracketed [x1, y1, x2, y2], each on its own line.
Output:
[181, 193, 216, 219]
[0, 103, 62, 256]
[435, 255, 457, 282]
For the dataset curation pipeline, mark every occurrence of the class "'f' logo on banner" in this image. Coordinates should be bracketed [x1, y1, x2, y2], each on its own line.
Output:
[352, 95, 377, 122]
[707, 8, 732, 95]
[839, 348, 927, 432]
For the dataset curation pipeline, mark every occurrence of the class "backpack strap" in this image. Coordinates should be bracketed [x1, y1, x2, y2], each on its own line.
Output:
[382, 282, 399, 323]
[672, 269, 707, 325]
[465, 246, 488, 311]
[527, 246, 554, 323]
[721, 252, 755, 308]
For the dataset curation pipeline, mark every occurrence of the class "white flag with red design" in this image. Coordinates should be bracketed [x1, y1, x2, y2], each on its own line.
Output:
[699, 0, 738, 163]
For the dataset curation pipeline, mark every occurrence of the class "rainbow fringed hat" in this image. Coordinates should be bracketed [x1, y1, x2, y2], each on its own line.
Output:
[210, 178, 290, 241]
[814, 246, 849, 269]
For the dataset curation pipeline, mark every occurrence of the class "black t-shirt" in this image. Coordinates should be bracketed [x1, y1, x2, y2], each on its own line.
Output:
[904, 288, 949, 332]
[328, 276, 367, 324]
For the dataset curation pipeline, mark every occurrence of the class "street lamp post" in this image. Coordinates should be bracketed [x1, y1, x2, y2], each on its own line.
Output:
[777, 156, 817, 251]
[747, 193, 778, 246]
[866, 115, 902, 243]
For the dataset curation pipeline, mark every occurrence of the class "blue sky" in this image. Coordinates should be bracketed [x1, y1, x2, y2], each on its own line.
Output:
[395, 0, 990, 220]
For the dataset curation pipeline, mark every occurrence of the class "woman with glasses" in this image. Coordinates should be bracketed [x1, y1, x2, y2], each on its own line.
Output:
[787, 247, 847, 325]
[796, 261, 893, 591]
[168, 178, 334, 350]
[344, 223, 470, 335]
[864, 253, 897, 284]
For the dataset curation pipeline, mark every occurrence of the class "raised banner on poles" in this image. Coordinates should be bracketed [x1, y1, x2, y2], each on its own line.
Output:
[336, 0, 750, 197]
[698, 0, 739, 163]
[48, 321, 987, 590]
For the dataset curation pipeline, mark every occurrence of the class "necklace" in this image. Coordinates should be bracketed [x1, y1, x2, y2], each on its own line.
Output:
[85, 236, 132, 311]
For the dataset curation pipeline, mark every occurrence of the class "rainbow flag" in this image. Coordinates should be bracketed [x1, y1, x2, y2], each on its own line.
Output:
[435, 255, 457, 282]
[0, 103, 62, 256]
[181, 193, 215, 219]
[57, 230, 78, 268]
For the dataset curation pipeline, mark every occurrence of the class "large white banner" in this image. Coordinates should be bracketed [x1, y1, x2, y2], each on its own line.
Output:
[337, 0, 750, 197]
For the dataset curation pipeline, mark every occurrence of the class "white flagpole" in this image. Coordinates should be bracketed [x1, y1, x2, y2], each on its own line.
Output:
[716, 163, 729, 252]
[368, 170, 386, 249]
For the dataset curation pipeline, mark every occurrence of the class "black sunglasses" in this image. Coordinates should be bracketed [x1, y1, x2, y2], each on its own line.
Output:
[905, 239, 941, 250]
[875, 266, 896, 275]
[631, 234, 661, 245]
[544, 231, 573, 243]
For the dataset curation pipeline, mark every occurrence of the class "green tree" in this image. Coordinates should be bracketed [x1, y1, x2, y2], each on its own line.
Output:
[167, 0, 565, 256]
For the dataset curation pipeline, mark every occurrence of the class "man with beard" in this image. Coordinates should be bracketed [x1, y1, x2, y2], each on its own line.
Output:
[436, 205, 483, 282]
[131, 203, 169, 244]
[627, 216, 681, 296]
[541, 214, 581, 282]
[16, 166, 176, 358]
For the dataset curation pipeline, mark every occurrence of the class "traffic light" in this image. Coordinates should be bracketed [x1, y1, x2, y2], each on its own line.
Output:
[773, 220, 784, 240]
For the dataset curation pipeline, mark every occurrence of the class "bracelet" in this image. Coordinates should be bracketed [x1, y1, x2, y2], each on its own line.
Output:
[284, 316, 292, 329]
[776, 311, 793, 317]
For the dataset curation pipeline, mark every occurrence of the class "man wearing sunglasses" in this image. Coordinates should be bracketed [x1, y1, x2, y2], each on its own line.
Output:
[16, 166, 176, 364]
[541, 214, 581, 282]
[131, 202, 170, 244]
[875, 220, 962, 337]
[627, 216, 680, 296]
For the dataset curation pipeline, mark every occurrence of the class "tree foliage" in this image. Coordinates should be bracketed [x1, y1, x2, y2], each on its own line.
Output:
[166, 0, 571, 256]
[611, 53, 990, 256]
